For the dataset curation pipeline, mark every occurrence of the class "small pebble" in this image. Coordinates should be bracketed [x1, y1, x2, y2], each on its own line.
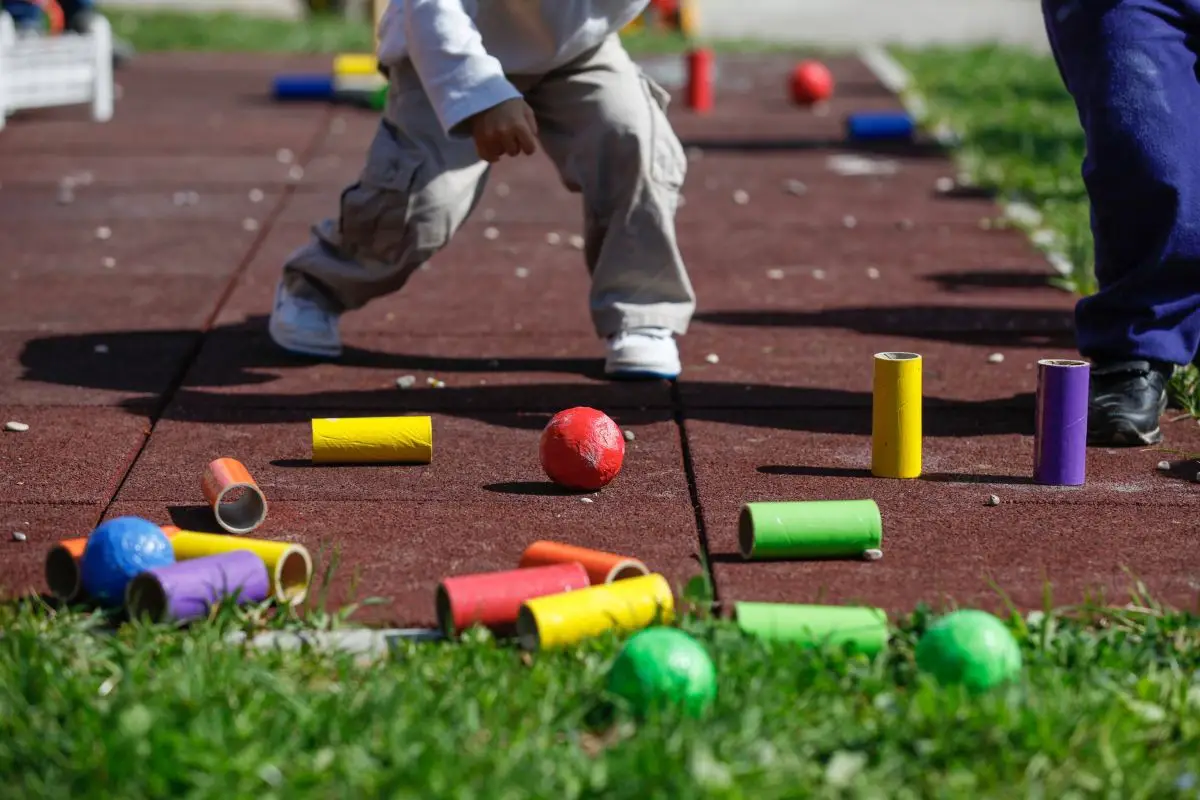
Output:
[896, 218, 914, 230]
[685, 147, 704, 161]
[396, 375, 417, 389]
[77, 171, 94, 186]
[812, 269, 826, 280]
[705, 353, 719, 364]
[935, 176, 955, 193]
[568, 234, 585, 250]
[766, 268, 785, 280]
[276, 148, 294, 164]
[496, 183, 511, 197]
[985, 495, 1001, 506]
[865, 267, 880, 280]
[242, 218, 260, 232]
[95, 226, 112, 240]
[987, 352, 1005, 364]
[514, 267, 530, 278]
[863, 548, 883, 561]
[427, 377, 439, 386]
[842, 215, 857, 229]
[545, 232, 561, 246]
[102, 257, 116, 269]
[784, 179, 808, 196]
[433, 380, 446, 389]
[249, 188, 265, 203]
[580, 497, 594, 504]
[94, 344, 109, 354]
[11, 531, 26, 542]
[732, 189, 749, 205]
[622, 429, 635, 442]
[978, 217, 993, 230]
[57, 186, 75, 205]
[1156, 460, 1171, 472]
[484, 227, 500, 240]
[288, 166, 305, 182]
[4, 421, 30, 432]
[172, 191, 188, 207]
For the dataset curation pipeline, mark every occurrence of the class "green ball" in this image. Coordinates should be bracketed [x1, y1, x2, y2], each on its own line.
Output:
[606, 627, 717, 718]
[915, 609, 1022, 692]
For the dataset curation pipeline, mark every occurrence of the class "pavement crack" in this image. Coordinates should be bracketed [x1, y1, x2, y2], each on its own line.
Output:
[670, 381, 721, 607]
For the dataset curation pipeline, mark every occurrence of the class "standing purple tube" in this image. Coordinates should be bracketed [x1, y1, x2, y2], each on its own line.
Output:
[126, 550, 270, 623]
[1034, 359, 1090, 485]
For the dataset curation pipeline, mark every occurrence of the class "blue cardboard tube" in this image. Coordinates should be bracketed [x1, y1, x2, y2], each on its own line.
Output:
[846, 111, 915, 141]
[272, 75, 335, 101]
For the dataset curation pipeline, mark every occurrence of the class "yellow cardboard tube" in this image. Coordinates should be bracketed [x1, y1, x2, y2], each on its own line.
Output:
[516, 573, 674, 651]
[333, 53, 378, 76]
[171, 531, 312, 606]
[871, 352, 922, 478]
[311, 416, 433, 464]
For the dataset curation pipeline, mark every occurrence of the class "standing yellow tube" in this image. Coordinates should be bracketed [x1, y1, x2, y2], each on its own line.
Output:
[516, 573, 674, 651]
[311, 416, 433, 464]
[871, 352, 922, 478]
[170, 531, 312, 606]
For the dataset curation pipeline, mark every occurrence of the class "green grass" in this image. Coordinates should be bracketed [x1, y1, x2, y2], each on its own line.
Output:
[893, 45, 1200, 415]
[3, 583, 1200, 797]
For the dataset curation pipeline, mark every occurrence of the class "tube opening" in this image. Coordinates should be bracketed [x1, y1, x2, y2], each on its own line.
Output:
[737, 506, 755, 558]
[275, 548, 312, 605]
[608, 560, 650, 582]
[45, 547, 82, 601]
[1038, 359, 1089, 367]
[214, 483, 267, 534]
[435, 584, 455, 637]
[876, 352, 921, 361]
[516, 606, 540, 651]
[126, 573, 167, 623]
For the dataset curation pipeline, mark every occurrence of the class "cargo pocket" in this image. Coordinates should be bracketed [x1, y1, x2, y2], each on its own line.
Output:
[638, 70, 687, 191]
[338, 121, 423, 266]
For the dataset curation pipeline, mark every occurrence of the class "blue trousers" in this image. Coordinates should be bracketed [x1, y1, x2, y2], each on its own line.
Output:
[1042, 0, 1200, 366]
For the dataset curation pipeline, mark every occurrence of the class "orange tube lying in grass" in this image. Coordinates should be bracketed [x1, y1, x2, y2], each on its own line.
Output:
[518, 541, 649, 585]
[201, 458, 268, 534]
[46, 524, 181, 602]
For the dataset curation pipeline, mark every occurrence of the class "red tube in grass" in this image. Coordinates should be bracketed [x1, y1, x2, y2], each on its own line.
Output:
[687, 48, 713, 112]
[436, 562, 591, 637]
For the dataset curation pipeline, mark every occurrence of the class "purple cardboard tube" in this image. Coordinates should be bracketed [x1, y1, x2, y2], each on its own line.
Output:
[1034, 359, 1090, 486]
[126, 550, 270, 623]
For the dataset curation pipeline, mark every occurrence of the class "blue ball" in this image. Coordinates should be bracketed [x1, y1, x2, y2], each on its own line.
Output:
[80, 516, 175, 606]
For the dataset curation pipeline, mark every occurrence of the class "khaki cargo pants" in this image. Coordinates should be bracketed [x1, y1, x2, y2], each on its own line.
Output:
[281, 34, 696, 338]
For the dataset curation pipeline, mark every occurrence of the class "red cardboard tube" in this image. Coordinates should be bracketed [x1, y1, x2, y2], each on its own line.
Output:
[436, 562, 590, 637]
[687, 48, 713, 112]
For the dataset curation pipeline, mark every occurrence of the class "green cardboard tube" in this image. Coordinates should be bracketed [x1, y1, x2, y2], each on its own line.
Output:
[733, 602, 889, 656]
[738, 500, 882, 560]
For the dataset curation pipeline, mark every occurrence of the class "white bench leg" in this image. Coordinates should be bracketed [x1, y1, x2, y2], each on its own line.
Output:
[90, 15, 113, 122]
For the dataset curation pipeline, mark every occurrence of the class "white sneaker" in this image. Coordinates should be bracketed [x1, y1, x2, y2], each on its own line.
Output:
[604, 327, 681, 379]
[268, 278, 343, 358]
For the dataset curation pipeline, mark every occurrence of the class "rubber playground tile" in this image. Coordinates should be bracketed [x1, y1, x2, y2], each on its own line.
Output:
[0, 330, 197, 409]
[0, 186, 286, 223]
[710, 507, 1200, 614]
[179, 330, 672, 412]
[0, 407, 149, 504]
[114, 410, 687, 507]
[0, 154, 305, 188]
[106, 498, 703, 626]
[0, 503, 104, 600]
[677, 327, 1078, 409]
[0, 273, 232, 333]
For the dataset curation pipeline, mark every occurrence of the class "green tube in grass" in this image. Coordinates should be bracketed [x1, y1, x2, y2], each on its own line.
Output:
[733, 602, 889, 656]
[738, 500, 882, 560]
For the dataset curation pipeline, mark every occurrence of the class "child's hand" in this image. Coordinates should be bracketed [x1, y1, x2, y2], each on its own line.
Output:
[469, 98, 538, 162]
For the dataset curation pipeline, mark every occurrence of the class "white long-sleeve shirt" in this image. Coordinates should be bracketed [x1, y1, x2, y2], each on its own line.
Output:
[377, 0, 648, 136]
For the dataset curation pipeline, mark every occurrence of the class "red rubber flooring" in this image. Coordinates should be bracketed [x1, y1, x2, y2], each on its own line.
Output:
[2, 52, 1196, 622]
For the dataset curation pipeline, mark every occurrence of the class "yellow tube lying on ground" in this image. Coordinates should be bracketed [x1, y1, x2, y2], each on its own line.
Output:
[311, 416, 433, 464]
[333, 53, 378, 76]
[171, 531, 311, 606]
[516, 573, 674, 651]
[871, 351, 922, 478]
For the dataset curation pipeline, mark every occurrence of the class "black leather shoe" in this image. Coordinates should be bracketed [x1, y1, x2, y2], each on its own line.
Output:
[1087, 360, 1171, 446]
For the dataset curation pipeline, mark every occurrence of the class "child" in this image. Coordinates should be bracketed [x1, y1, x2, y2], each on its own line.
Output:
[1, 0, 134, 65]
[1041, 0, 1200, 445]
[269, 0, 696, 380]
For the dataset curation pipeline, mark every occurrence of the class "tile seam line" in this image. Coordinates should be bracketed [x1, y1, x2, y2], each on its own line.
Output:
[93, 107, 337, 529]
[670, 381, 721, 606]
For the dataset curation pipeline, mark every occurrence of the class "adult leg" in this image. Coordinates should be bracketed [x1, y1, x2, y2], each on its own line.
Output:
[522, 34, 695, 378]
[271, 61, 489, 358]
[1042, 0, 1200, 444]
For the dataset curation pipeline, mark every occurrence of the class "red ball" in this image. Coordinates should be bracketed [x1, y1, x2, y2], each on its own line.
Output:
[540, 407, 625, 491]
[790, 60, 834, 105]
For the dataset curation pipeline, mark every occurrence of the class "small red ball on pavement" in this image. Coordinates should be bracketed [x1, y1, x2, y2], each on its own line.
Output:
[540, 407, 625, 490]
[790, 60, 834, 105]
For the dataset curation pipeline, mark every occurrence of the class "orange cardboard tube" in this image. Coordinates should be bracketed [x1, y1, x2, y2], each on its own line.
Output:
[201, 457, 268, 534]
[46, 524, 180, 602]
[519, 540, 648, 585]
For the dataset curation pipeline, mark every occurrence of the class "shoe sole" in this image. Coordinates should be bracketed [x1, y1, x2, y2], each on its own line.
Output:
[605, 368, 680, 381]
[1088, 423, 1163, 447]
[267, 320, 343, 359]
